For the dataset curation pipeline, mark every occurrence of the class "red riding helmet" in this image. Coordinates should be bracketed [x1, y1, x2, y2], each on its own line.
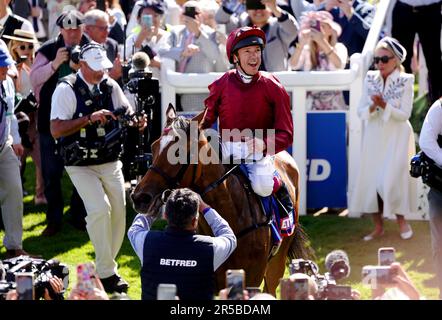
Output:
[226, 26, 266, 64]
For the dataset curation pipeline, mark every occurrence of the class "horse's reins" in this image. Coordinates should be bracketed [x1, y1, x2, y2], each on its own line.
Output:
[148, 161, 271, 240]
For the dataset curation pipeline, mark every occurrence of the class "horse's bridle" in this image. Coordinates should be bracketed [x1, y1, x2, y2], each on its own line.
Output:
[148, 161, 271, 240]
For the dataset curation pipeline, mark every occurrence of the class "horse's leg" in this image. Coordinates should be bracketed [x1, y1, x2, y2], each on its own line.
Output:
[263, 235, 294, 296]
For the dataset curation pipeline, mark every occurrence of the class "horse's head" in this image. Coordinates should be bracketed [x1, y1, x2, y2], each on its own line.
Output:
[131, 104, 207, 216]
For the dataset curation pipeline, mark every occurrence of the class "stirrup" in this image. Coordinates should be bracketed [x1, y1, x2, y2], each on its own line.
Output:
[270, 242, 281, 257]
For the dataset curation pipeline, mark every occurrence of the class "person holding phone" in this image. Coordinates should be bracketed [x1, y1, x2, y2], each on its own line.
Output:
[83, 9, 122, 81]
[128, 188, 237, 300]
[124, 0, 168, 77]
[289, 10, 347, 111]
[215, 0, 299, 72]
[158, 0, 222, 111]
[349, 36, 417, 242]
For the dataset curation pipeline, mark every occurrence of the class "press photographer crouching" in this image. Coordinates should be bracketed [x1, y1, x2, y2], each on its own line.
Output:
[416, 97, 442, 299]
[50, 42, 147, 294]
[0, 256, 68, 300]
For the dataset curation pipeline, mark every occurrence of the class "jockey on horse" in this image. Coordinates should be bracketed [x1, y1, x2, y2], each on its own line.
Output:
[200, 26, 295, 234]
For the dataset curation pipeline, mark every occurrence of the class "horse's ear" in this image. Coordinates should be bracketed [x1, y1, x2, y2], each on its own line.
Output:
[192, 109, 206, 124]
[166, 104, 177, 126]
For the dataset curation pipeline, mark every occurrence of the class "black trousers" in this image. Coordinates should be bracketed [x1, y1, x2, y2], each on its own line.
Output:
[392, 1, 442, 104]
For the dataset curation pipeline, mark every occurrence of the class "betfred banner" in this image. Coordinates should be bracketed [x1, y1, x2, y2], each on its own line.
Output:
[306, 112, 347, 208]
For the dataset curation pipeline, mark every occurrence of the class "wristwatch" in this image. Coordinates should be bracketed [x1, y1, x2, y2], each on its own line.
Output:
[87, 114, 93, 125]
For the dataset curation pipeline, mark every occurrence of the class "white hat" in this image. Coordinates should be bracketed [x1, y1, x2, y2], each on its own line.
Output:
[80, 43, 113, 71]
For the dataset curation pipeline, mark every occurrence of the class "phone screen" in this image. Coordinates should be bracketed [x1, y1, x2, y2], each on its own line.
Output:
[378, 248, 395, 266]
[226, 269, 245, 300]
[142, 14, 153, 27]
[15, 272, 34, 300]
[157, 283, 177, 300]
[76, 262, 96, 292]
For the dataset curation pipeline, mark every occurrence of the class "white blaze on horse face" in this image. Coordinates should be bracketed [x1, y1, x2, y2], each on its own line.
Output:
[160, 134, 174, 155]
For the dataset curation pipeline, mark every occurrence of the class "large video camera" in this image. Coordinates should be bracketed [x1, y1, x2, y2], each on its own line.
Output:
[121, 52, 160, 184]
[0, 256, 69, 300]
[410, 135, 442, 192]
[289, 250, 352, 300]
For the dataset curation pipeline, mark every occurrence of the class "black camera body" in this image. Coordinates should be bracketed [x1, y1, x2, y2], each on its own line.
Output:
[15, 91, 37, 115]
[410, 151, 442, 192]
[289, 258, 352, 300]
[1, 256, 69, 300]
[67, 45, 81, 64]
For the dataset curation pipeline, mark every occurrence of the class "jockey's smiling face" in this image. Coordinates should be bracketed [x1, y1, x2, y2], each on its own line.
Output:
[234, 45, 261, 76]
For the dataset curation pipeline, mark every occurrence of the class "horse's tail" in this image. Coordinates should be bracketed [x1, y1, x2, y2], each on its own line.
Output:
[287, 223, 316, 262]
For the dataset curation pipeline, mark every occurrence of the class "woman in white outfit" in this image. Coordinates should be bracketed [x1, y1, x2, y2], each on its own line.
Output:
[350, 36, 417, 241]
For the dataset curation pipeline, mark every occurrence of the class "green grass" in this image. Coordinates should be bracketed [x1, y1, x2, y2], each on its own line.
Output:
[1, 158, 440, 300]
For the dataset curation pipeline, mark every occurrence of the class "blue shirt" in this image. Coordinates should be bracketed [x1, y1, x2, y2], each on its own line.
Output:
[128, 208, 237, 271]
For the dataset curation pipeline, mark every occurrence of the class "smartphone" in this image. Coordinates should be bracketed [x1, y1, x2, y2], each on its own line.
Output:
[293, 278, 309, 300]
[183, 6, 197, 19]
[378, 247, 396, 266]
[245, 0, 266, 10]
[326, 285, 352, 300]
[245, 286, 261, 299]
[96, 0, 106, 11]
[157, 283, 177, 300]
[15, 272, 34, 300]
[76, 262, 96, 293]
[142, 14, 153, 28]
[362, 265, 397, 286]
[310, 19, 321, 31]
[226, 269, 245, 300]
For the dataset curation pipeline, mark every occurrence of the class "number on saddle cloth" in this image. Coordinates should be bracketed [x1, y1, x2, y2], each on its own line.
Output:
[238, 164, 295, 241]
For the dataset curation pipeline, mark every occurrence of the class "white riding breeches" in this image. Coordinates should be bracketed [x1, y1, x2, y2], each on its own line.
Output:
[222, 141, 275, 197]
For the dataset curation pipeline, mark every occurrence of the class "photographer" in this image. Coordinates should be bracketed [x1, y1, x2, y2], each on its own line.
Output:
[128, 188, 237, 300]
[418, 97, 442, 299]
[30, 10, 89, 236]
[50, 42, 146, 293]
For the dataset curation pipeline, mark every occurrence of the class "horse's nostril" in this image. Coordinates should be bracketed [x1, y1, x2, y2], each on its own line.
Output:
[132, 192, 152, 205]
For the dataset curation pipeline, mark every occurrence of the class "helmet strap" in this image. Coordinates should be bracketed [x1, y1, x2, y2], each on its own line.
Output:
[234, 53, 254, 81]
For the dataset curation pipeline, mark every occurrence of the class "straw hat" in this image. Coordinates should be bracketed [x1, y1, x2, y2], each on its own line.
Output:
[3, 29, 39, 43]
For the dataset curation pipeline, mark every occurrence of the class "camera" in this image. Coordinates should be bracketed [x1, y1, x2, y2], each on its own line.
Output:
[15, 91, 37, 115]
[183, 6, 197, 19]
[289, 255, 353, 300]
[245, 0, 266, 10]
[410, 151, 442, 192]
[66, 45, 81, 64]
[0, 256, 69, 300]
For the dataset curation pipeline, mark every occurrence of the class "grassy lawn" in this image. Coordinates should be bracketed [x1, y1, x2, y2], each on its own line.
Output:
[1, 158, 439, 300]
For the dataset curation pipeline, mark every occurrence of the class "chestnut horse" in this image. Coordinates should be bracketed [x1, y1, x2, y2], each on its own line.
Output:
[131, 107, 311, 295]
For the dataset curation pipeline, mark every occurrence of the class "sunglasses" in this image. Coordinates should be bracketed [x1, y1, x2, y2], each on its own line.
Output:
[374, 55, 394, 64]
[19, 44, 34, 51]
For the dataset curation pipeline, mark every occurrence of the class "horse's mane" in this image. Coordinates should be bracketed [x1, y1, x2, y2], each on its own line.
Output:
[168, 116, 191, 134]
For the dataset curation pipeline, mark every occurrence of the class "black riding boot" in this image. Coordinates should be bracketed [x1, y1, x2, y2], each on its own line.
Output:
[276, 183, 294, 217]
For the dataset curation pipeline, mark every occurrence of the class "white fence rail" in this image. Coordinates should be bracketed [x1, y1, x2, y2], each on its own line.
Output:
[157, 0, 425, 218]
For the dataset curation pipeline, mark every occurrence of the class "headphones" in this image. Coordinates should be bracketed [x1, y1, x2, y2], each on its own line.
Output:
[79, 42, 106, 60]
